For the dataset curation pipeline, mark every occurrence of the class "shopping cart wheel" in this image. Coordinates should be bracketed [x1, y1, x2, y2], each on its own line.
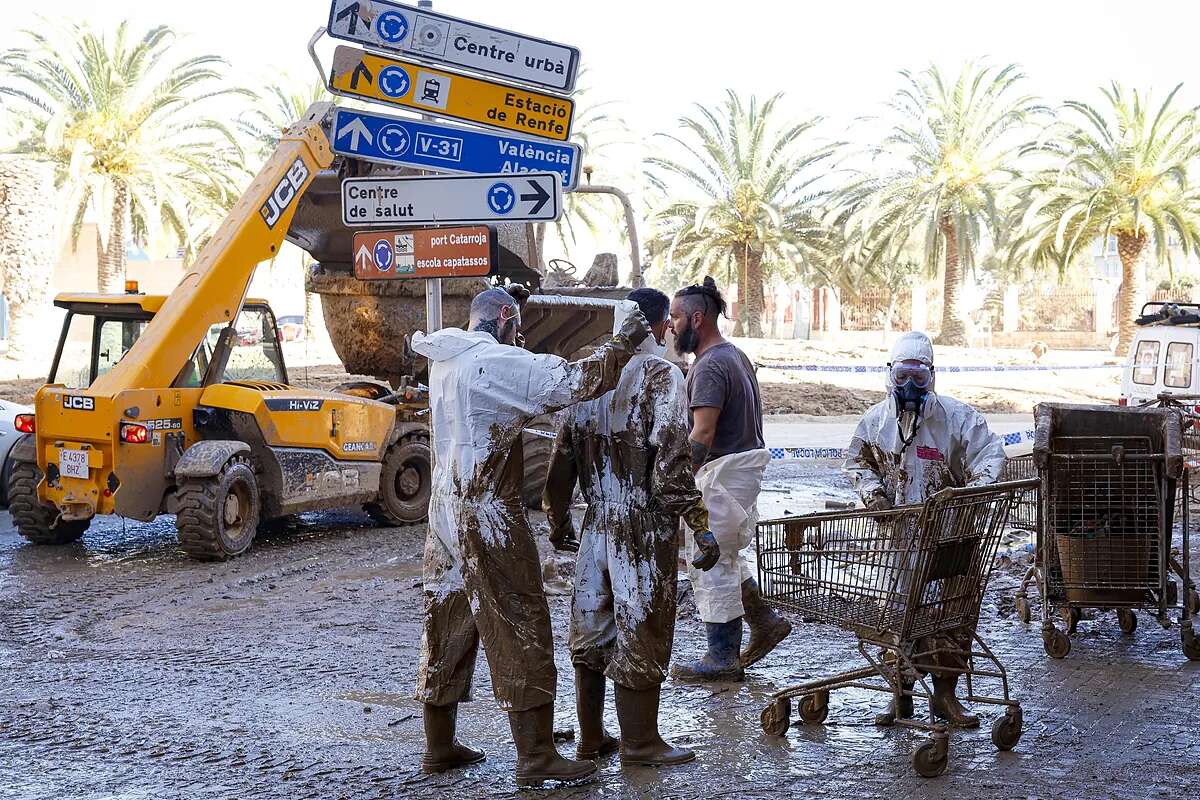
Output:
[798, 691, 830, 725]
[1117, 608, 1138, 635]
[760, 697, 791, 736]
[911, 737, 948, 778]
[1043, 627, 1071, 659]
[1015, 595, 1032, 624]
[1183, 627, 1200, 661]
[1059, 606, 1081, 635]
[990, 707, 1023, 751]
[1188, 589, 1200, 616]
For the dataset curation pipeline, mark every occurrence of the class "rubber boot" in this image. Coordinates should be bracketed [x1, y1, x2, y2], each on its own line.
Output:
[574, 665, 619, 760]
[614, 683, 695, 767]
[671, 619, 745, 682]
[739, 578, 793, 668]
[420, 703, 486, 774]
[509, 704, 598, 787]
[874, 681, 915, 727]
[930, 674, 980, 729]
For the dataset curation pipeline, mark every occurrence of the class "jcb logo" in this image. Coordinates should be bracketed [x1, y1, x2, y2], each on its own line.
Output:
[259, 158, 310, 229]
[63, 395, 95, 411]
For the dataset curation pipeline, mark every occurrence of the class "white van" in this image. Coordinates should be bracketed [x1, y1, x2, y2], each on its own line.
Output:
[1120, 302, 1200, 407]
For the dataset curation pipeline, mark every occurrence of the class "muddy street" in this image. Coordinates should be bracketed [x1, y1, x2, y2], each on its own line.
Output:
[0, 460, 1197, 800]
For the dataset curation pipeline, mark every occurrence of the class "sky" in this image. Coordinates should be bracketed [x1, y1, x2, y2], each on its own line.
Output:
[3, 0, 1199, 275]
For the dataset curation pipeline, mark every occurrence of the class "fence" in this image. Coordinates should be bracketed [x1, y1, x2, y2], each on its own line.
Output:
[840, 289, 911, 332]
[1019, 287, 1095, 332]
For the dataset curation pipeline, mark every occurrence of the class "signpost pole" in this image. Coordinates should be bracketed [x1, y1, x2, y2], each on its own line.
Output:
[419, 0, 443, 333]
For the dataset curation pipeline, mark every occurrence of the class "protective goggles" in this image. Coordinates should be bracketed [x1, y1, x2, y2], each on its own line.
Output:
[889, 362, 933, 388]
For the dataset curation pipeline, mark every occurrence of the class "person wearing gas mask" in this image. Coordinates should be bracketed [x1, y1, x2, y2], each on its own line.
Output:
[543, 288, 719, 768]
[667, 277, 792, 682]
[410, 286, 652, 787]
[844, 330, 1006, 728]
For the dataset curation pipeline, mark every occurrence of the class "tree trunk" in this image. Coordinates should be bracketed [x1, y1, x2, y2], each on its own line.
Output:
[731, 246, 747, 337]
[96, 182, 129, 293]
[1115, 230, 1148, 356]
[935, 216, 968, 346]
[743, 247, 765, 338]
[0, 158, 58, 363]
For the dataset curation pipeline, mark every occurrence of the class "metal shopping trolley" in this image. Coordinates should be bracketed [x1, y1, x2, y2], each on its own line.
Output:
[755, 479, 1035, 778]
[1002, 453, 1045, 625]
[1033, 403, 1198, 660]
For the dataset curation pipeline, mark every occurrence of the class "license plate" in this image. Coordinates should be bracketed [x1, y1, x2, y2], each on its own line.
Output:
[59, 449, 89, 480]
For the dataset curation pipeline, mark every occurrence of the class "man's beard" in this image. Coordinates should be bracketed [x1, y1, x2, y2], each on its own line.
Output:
[674, 322, 699, 355]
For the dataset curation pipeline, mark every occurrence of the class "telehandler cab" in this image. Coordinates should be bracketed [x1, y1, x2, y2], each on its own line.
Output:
[6, 103, 431, 560]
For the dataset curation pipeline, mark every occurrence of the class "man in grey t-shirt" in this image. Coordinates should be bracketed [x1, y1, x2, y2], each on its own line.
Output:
[668, 277, 791, 682]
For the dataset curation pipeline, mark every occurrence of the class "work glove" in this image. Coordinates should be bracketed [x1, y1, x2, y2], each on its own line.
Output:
[615, 309, 652, 349]
[866, 493, 893, 512]
[691, 529, 721, 571]
[548, 519, 579, 553]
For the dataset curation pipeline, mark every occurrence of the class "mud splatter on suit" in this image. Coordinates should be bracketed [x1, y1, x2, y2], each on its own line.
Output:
[411, 326, 641, 711]
[544, 350, 709, 690]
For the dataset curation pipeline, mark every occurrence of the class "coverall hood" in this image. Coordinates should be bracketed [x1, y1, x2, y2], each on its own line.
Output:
[612, 299, 666, 358]
[886, 331, 936, 393]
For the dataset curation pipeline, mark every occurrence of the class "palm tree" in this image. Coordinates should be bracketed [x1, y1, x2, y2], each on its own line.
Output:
[0, 19, 246, 293]
[645, 91, 833, 337]
[1009, 83, 1200, 354]
[0, 158, 57, 362]
[837, 62, 1043, 345]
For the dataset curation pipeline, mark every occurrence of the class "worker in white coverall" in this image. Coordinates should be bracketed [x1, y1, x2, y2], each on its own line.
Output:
[410, 287, 652, 787]
[668, 277, 793, 682]
[543, 289, 720, 768]
[844, 330, 1006, 729]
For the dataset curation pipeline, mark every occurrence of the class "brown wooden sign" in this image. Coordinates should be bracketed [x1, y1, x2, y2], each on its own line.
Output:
[352, 225, 497, 280]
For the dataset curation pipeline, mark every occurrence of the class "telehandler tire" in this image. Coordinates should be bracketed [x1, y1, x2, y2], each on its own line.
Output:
[366, 434, 432, 526]
[176, 456, 261, 561]
[7, 459, 89, 545]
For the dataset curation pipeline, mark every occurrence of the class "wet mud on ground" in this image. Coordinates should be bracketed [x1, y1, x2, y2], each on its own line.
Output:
[1, 460, 1197, 799]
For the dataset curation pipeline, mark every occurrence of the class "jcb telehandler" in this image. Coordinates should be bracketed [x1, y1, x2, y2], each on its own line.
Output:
[6, 103, 432, 560]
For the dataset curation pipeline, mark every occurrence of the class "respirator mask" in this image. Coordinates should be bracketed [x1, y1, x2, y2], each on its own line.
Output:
[889, 361, 932, 445]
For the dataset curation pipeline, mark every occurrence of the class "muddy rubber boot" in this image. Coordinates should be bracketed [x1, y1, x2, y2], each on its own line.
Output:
[739, 578, 793, 668]
[509, 704, 598, 787]
[574, 665, 619, 760]
[421, 703, 486, 774]
[614, 683, 695, 767]
[671, 619, 745, 682]
[930, 674, 980, 729]
[874, 681, 915, 727]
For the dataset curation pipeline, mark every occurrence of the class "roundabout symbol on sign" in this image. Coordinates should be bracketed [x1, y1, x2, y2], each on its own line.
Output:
[487, 182, 515, 215]
[378, 124, 411, 157]
[375, 11, 410, 43]
[373, 240, 394, 272]
[378, 66, 411, 98]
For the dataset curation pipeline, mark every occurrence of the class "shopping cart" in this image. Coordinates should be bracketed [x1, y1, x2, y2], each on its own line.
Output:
[1002, 453, 1044, 624]
[755, 479, 1034, 778]
[1033, 403, 1198, 661]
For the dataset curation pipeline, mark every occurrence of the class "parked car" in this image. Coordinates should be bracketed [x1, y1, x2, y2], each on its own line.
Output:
[0, 398, 32, 508]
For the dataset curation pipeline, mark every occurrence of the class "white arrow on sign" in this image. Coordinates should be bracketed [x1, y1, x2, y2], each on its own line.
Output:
[337, 116, 374, 150]
[354, 244, 372, 272]
[342, 171, 562, 226]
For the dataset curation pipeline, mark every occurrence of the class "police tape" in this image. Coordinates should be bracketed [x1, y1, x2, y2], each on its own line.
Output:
[525, 427, 1039, 460]
[756, 363, 1122, 374]
[768, 429, 1038, 461]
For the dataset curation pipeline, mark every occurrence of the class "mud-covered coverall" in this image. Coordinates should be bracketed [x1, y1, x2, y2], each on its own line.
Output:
[844, 333, 1006, 673]
[543, 352, 710, 690]
[410, 327, 639, 712]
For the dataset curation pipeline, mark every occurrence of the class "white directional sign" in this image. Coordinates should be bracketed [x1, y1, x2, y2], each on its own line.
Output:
[342, 172, 562, 226]
[327, 0, 580, 93]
